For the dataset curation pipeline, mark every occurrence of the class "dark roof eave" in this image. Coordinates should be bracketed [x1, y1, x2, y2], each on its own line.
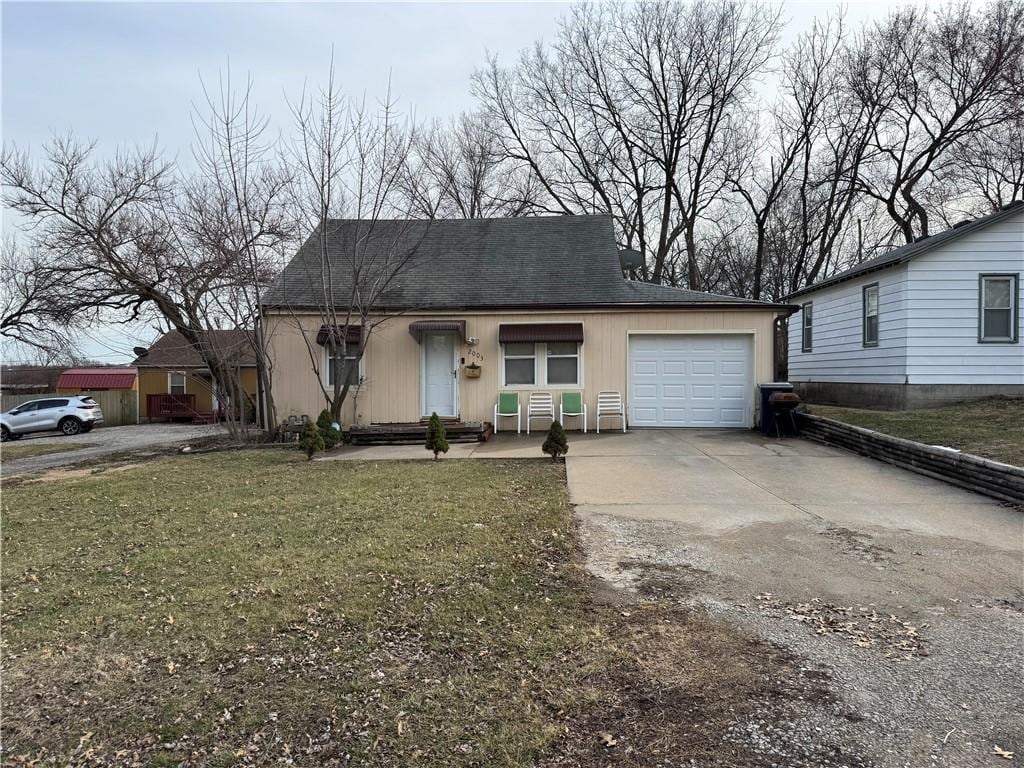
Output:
[262, 301, 796, 313]
[783, 259, 901, 300]
[786, 200, 1024, 300]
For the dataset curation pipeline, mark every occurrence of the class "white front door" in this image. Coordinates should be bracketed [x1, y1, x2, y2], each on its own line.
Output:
[423, 333, 457, 417]
[629, 334, 753, 427]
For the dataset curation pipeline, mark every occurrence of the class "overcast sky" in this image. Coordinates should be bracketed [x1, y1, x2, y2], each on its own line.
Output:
[2, 0, 894, 363]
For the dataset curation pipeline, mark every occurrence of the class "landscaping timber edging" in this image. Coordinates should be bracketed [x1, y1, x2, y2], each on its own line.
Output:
[796, 412, 1024, 505]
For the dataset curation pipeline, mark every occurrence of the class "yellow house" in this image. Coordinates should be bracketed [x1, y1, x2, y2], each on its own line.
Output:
[262, 216, 795, 431]
[131, 330, 258, 422]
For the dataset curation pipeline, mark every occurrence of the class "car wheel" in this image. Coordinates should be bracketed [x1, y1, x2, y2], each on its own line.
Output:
[59, 417, 82, 436]
[0, 426, 8, 443]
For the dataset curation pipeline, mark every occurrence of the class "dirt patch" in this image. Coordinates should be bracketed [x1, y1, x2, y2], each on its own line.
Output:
[821, 526, 895, 565]
[543, 602, 867, 767]
[618, 558, 710, 601]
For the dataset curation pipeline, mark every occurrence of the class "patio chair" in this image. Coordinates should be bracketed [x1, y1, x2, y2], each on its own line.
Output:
[493, 392, 521, 434]
[526, 392, 555, 435]
[596, 390, 626, 433]
[559, 391, 587, 433]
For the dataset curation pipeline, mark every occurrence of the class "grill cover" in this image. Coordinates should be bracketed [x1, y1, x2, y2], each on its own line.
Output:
[408, 320, 467, 342]
[498, 323, 584, 344]
[315, 325, 363, 347]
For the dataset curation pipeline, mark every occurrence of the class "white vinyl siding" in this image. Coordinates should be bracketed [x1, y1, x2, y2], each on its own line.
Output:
[788, 207, 1024, 387]
[904, 211, 1023, 385]
[787, 266, 909, 384]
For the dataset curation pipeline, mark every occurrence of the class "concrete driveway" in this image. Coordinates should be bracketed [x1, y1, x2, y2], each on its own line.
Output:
[569, 429, 1023, 767]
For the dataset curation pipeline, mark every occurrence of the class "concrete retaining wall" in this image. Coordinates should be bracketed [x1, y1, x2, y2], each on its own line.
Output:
[797, 412, 1024, 505]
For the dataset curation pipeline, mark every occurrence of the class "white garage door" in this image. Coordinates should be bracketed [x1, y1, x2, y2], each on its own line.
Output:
[629, 334, 752, 427]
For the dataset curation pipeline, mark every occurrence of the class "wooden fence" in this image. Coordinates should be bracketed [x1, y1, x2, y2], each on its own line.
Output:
[797, 412, 1024, 505]
[0, 391, 138, 427]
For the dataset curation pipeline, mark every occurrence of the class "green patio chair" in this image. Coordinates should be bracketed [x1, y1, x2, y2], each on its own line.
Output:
[559, 391, 587, 432]
[494, 392, 521, 434]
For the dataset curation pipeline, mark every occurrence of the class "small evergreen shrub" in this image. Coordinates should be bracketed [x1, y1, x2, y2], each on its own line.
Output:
[542, 420, 569, 461]
[316, 409, 340, 449]
[299, 418, 324, 460]
[425, 412, 450, 460]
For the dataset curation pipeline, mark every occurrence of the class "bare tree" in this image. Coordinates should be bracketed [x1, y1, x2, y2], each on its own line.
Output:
[473, 0, 780, 288]
[1, 139, 270, 437]
[400, 112, 542, 219]
[849, 1, 1024, 243]
[182, 70, 294, 432]
[942, 116, 1024, 216]
[280, 63, 424, 421]
[0, 239, 81, 360]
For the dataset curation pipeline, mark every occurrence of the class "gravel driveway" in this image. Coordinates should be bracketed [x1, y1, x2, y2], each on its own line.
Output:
[1, 423, 227, 476]
[568, 429, 1023, 767]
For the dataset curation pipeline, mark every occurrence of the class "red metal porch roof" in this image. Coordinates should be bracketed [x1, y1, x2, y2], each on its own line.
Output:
[57, 367, 137, 390]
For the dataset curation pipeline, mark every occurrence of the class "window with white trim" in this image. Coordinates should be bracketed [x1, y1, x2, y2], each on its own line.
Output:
[502, 342, 581, 386]
[980, 274, 1018, 343]
[169, 371, 186, 395]
[801, 302, 813, 352]
[502, 342, 537, 385]
[546, 342, 580, 384]
[326, 349, 362, 387]
[863, 283, 879, 347]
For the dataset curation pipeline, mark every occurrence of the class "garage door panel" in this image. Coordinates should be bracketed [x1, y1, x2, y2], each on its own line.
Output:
[663, 361, 687, 375]
[629, 335, 752, 428]
[691, 361, 716, 376]
[719, 360, 746, 375]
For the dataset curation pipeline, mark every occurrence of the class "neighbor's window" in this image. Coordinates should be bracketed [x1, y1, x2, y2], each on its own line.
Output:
[863, 283, 879, 347]
[801, 302, 813, 352]
[546, 342, 580, 385]
[169, 371, 186, 395]
[503, 342, 536, 385]
[980, 275, 1018, 343]
[327, 350, 361, 387]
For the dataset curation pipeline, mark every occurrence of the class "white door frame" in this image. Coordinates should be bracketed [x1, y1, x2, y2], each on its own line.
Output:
[419, 332, 460, 418]
[625, 330, 756, 428]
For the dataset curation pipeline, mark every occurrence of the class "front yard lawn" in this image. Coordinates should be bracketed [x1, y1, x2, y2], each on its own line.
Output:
[3, 453, 609, 765]
[807, 397, 1024, 466]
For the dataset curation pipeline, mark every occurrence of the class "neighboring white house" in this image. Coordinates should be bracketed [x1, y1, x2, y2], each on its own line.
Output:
[786, 202, 1023, 409]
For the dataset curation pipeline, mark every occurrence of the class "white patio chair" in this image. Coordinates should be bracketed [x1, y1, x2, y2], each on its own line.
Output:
[596, 390, 626, 433]
[494, 392, 521, 434]
[559, 391, 587, 433]
[526, 392, 555, 435]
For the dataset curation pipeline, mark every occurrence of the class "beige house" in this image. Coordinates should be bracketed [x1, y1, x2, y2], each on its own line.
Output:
[263, 216, 793, 430]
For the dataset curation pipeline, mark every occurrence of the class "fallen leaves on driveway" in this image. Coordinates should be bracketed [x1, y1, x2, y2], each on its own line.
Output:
[754, 593, 927, 660]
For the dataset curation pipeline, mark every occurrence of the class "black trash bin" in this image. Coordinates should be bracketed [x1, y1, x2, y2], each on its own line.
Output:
[758, 382, 795, 436]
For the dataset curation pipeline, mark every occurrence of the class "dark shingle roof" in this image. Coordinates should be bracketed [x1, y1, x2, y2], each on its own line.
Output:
[131, 329, 256, 368]
[786, 201, 1024, 300]
[263, 215, 784, 310]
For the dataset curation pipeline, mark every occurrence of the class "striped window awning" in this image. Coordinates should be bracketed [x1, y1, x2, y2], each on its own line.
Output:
[408, 320, 467, 342]
[498, 323, 584, 344]
[316, 325, 362, 347]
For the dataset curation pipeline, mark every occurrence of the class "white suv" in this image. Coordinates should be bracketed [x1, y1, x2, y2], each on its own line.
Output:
[0, 396, 105, 441]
